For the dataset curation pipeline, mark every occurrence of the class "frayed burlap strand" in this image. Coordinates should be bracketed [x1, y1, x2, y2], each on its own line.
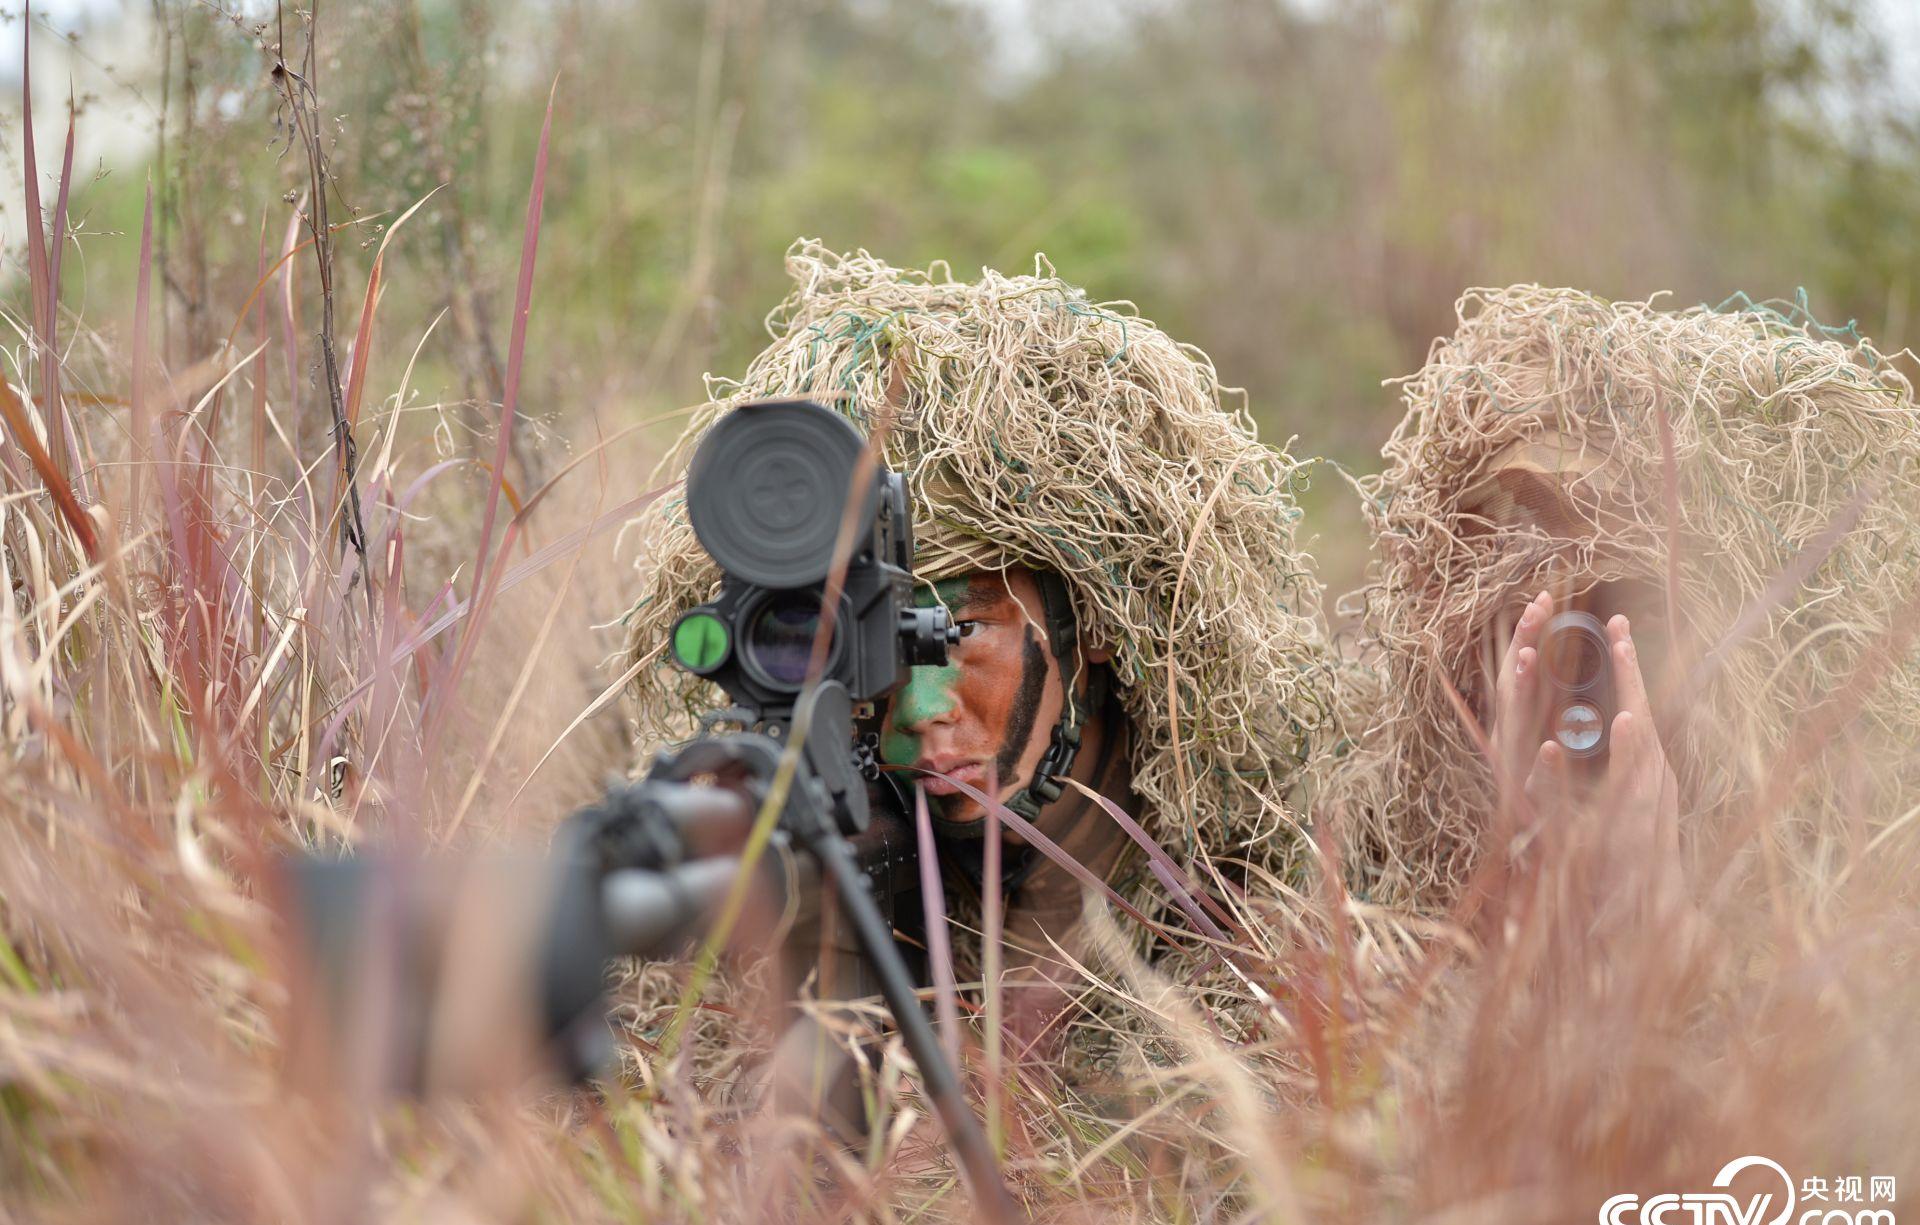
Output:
[1335, 285, 1920, 908]
[620, 239, 1341, 879]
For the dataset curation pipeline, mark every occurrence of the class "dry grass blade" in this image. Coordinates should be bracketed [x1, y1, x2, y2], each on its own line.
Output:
[0, 370, 98, 562]
[19, 4, 58, 484]
[127, 180, 154, 537]
[929, 769, 1176, 939]
[344, 189, 441, 439]
[42, 91, 78, 490]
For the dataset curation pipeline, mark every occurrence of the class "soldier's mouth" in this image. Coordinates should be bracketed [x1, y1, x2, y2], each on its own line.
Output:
[918, 760, 985, 798]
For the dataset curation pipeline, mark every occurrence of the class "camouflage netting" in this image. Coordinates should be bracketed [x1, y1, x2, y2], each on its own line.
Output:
[622, 239, 1342, 883]
[1335, 285, 1920, 909]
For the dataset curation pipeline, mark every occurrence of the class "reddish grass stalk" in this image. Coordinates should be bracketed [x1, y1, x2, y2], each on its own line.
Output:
[342, 260, 381, 439]
[928, 770, 1174, 938]
[913, 784, 962, 1068]
[0, 372, 97, 562]
[423, 80, 555, 759]
[11, 35, 80, 499]
[982, 765, 1004, 1155]
[19, 4, 58, 483]
[1310, 822, 1355, 1111]
[45, 93, 80, 493]
[129, 182, 154, 537]
[464, 82, 554, 623]
[1064, 776, 1239, 939]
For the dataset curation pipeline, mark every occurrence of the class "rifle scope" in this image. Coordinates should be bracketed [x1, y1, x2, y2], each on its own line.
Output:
[670, 400, 957, 715]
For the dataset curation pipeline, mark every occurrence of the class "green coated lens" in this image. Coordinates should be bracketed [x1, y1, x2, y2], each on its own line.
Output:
[672, 612, 730, 673]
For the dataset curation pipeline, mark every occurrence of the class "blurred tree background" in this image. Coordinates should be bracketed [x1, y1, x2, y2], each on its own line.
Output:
[12, 0, 1920, 599]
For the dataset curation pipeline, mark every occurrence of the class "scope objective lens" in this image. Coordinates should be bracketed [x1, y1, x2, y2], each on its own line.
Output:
[743, 591, 830, 689]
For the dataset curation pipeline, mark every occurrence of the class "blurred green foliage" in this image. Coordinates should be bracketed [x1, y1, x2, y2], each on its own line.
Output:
[48, 0, 1920, 590]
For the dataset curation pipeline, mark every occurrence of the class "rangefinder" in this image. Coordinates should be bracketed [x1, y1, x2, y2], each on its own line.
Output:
[1538, 609, 1615, 760]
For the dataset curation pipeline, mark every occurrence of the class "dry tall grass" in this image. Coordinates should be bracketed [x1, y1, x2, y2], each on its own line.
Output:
[6, 58, 1920, 1225]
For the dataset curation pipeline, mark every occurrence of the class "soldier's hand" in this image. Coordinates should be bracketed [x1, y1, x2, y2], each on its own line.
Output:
[1493, 595, 1692, 925]
[1521, 609, 1693, 930]
[1590, 613, 1689, 926]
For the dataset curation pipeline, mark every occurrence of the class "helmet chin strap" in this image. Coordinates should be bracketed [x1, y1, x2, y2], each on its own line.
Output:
[932, 572, 1099, 839]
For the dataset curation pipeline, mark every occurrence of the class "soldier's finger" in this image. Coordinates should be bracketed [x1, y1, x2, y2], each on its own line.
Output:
[1606, 708, 1654, 824]
[1506, 644, 1538, 718]
[1523, 738, 1566, 813]
[1620, 707, 1683, 841]
[1607, 614, 1656, 725]
[1494, 646, 1540, 780]
[1496, 592, 1553, 730]
[1499, 592, 1551, 686]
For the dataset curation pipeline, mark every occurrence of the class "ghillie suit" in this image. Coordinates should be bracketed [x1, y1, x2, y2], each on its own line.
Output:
[1336, 285, 1920, 911]
[614, 241, 1350, 1091]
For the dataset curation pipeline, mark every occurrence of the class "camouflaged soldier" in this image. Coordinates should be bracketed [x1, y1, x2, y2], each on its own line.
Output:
[618, 240, 1341, 1066]
[1337, 286, 1920, 916]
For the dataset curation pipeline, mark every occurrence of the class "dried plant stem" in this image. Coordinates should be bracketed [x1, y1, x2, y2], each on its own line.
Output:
[272, 0, 372, 611]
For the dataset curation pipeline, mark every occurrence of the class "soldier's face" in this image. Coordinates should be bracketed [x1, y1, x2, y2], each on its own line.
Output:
[877, 568, 1074, 827]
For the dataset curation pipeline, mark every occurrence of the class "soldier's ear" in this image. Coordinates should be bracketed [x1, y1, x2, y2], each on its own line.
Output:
[1086, 646, 1112, 665]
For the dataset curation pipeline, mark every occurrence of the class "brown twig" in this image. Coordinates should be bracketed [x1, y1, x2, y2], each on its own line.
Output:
[271, 0, 372, 611]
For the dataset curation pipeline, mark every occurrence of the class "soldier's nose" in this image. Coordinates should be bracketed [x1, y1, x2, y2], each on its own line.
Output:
[892, 663, 961, 732]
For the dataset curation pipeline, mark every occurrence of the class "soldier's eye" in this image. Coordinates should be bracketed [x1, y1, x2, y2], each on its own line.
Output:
[956, 619, 982, 638]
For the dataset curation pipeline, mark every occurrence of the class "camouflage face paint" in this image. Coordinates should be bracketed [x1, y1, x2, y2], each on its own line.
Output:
[879, 577, 975, 766]
[990, 626, 1049, 783]
[880, 663, 959, 766]
[923, 576, 973, 611]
